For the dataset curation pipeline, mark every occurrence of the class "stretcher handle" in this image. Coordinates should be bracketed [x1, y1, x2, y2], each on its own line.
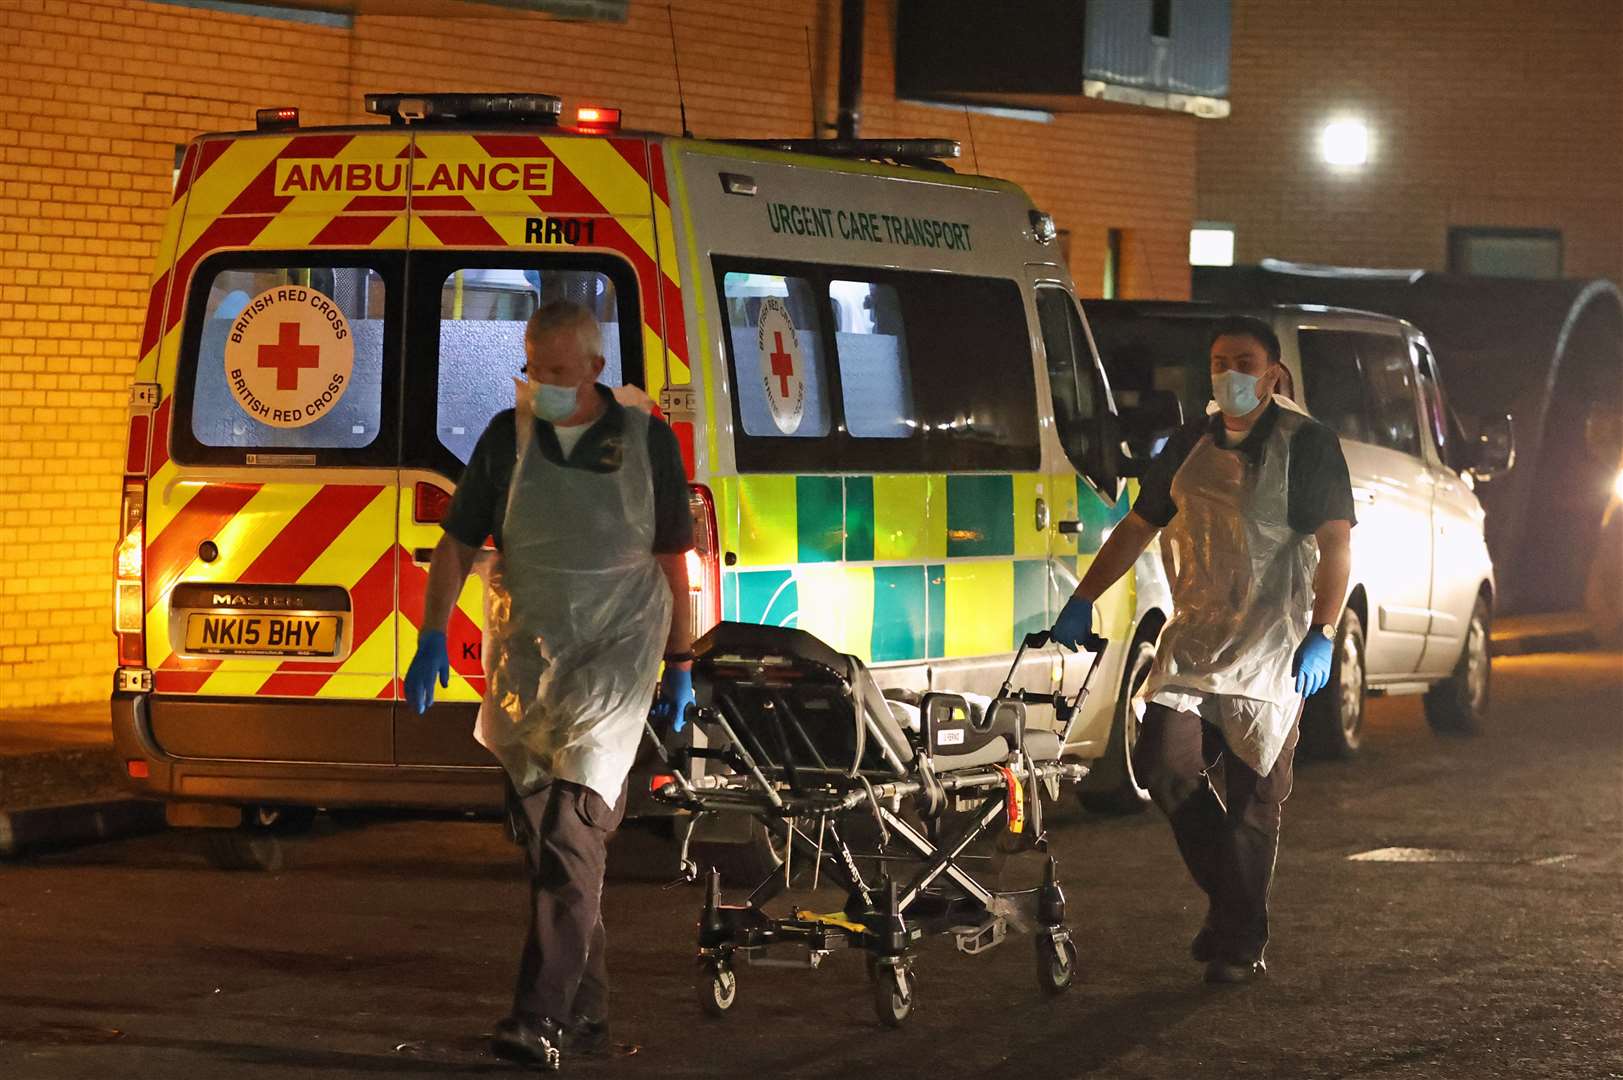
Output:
[1022, 629, 1108, 655]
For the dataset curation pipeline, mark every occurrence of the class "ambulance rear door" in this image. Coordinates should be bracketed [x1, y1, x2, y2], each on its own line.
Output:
[393, 131, 667, 767]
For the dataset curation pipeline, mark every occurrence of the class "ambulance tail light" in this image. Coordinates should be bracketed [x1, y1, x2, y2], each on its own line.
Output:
[574, 105, 622, 133]
[414, 482, 453, 525]
[114, 480, 145, 665]
[255, 106, 300, 132]
[687, 485, 721, 639]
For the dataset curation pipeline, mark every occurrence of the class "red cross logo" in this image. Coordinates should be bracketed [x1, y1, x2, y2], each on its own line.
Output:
[769, 331, 795, 397]
[257, 321, 321, 391]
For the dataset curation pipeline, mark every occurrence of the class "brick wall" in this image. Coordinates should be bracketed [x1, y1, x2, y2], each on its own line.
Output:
[0, 0, 1195, 709]
[1198, 0, 1623, 284]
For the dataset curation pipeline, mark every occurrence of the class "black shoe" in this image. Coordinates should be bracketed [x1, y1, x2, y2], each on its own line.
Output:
[564, 1017, 610, 1058]
[491, 1014, 562, 1072]
[1203, 956, 1267, 985]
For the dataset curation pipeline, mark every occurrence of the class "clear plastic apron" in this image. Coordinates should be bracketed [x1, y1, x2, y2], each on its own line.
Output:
[475, 399, 671, 809]
[1144, 405, 1319, 774]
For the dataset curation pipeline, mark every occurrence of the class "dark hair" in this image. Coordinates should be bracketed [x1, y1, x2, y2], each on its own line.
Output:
[1207, 315, 1281, 364]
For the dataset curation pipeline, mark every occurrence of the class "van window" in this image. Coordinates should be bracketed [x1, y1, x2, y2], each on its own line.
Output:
[1355, 332, 1422, 457]
[716, 257, 1039, 473]
[1035, 286, 1112, 492]
[829, 279, 913, 439]
[1297, 329, 1371, 442]
[1412, 341, 1450, 465]
[722, 271, 834, 440]
[175, 258, 393, 466]
[435, 266, 626, 464]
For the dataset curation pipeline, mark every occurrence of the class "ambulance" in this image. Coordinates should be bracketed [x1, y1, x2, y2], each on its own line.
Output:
[110, 92, 1180, 868]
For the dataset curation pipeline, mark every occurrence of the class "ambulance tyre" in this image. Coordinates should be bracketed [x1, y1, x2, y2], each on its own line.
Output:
[873, 964, 913, 1028]
[199, 827, 286, 872]
[1079, 636, 1155, 815]
[1301, 609, 1366, 760]
[1036, 934, 1078, 995]
[246, 805, 317, 836]
[1424, 595, 1491, 736]
[698, 958, 736, 1017]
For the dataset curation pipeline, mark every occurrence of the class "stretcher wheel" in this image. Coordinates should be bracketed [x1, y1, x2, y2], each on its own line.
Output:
[1036, 934, 1078, 995]
[873, 964, 913, 1027]
[698, 958, 737, 1017]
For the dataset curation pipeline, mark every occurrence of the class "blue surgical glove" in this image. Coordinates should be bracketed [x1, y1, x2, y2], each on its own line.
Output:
[404, 629, 451, 714]
[652, 664, 696, 732]
[1049, 595, 1095, 652]
[1292, 630, 1334, 697]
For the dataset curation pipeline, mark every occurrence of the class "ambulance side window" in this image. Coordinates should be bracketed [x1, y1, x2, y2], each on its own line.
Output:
[434, 267, 625, 464]
[829, 280, 914, 439]
[1036, 286, 1109, 490]
[721, 271, 834, 440]
[178, 261, 389, 461]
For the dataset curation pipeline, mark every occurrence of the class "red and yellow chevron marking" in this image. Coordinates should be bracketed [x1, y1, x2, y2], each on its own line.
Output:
[132, 126, 702, 701]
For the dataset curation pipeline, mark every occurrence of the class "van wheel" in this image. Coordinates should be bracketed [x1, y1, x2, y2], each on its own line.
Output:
[1424, 596, 1491, 736]
[246, 806, 317, 836]
[1301, 609, 1366, 760]
[199, 828, 286, 872]
[1079, 637, 1154, 815]
[691, 820, 788, 888]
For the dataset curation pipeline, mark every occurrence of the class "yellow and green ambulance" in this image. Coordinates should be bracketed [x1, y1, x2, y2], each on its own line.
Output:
[111, 93, 1176, 865]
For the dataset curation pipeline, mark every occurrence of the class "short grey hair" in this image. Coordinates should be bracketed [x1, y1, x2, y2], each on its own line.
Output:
[525, 299, 603, 358]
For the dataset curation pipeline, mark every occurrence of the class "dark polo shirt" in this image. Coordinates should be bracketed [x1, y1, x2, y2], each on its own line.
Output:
[443, 386, 694, 554]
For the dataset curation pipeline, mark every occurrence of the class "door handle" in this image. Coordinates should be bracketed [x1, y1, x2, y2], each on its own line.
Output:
[1035, 497, 1050, 531]
[413, 547, 436, 565]
[1056, 520, 1082, 535]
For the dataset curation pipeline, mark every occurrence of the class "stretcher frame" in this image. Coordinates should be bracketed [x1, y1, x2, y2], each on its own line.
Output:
[647, 623, 1109, 1027]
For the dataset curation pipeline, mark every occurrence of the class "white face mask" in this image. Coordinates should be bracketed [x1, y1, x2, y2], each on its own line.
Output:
[529, 381, 579, 422]
[1212, 369, 1266, 418]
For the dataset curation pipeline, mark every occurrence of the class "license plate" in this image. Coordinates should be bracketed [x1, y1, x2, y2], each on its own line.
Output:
[184, 613, 341, 657]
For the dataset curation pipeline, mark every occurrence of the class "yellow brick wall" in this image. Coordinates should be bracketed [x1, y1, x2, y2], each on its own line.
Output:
[1198, 0, 1623, 284]
[0, 0, 1195, 709]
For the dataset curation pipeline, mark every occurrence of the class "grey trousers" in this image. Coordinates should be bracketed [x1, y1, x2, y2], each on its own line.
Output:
[510, 778, 625, 1023]
[1131, 702, 1300, 963]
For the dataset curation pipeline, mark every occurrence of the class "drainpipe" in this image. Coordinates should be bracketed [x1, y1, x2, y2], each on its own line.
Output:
[836, 0, 864, 140]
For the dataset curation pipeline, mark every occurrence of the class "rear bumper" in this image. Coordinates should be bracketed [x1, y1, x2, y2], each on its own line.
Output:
[112, 691, 671, 818]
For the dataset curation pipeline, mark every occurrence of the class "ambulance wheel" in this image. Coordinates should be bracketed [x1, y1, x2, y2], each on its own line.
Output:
[246, 805, 316, 836]
[1301, 609, 1365, 760]
[1080, 635, 1155, 815]
[873, 964, 913, 1028]
[1424, 595, 1491, 736]
[199, 828, 285, 872]
[698, 958, 737, 1017]
[1036, 934, 1078, 995]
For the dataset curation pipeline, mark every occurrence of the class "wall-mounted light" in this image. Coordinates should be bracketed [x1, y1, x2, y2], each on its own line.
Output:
[1190, 223, 1235, 266]
[1321, 119, 1370, 167]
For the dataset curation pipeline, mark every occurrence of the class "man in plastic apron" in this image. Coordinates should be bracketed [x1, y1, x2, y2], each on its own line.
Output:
[1049, 315, 1355, 984]
[405, 301, 696, 1070]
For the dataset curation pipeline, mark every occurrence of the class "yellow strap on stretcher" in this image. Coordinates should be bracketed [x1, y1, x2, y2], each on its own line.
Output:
[793, 909, 870, 934]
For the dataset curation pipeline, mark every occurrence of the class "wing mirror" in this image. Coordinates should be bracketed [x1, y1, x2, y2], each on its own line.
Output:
[1468, 412, 1515, 483]
[1114, 389, 1184, 477]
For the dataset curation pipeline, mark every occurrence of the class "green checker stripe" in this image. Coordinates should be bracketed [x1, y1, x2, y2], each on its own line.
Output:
[796, 476, 843, 563]
[946, 475, 1014, 557]
[844, 476, 875, 562]
[871, 564, 925, 662]
[926, 563, 946, 658]
[1074, 479, 1132, 553]
[1012, 559, 1048, 649]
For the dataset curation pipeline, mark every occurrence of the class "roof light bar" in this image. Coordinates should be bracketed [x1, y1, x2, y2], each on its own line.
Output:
[255, 106, 300, 132]
[364, 92, 564, 127]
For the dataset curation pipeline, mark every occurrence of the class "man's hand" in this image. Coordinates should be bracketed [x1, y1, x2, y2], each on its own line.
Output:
[652, 664, 695, 731]
[405, 629, 451, 714]
[1049, 595, 1096, 652]
[1292, 631, 1334, 697]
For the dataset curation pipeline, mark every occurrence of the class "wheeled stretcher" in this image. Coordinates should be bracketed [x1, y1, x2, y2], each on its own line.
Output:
[647, 621, 1108, 1027]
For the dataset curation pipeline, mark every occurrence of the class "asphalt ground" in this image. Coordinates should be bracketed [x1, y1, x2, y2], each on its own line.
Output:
[1, 650, 1618, 1079]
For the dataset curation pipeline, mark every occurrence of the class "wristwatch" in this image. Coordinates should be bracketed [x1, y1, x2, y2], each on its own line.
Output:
[664, 650, 696, 663]
[1311, 623, 1335, 642]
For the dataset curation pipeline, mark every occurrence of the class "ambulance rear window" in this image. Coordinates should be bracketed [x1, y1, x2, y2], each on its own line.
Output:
[173, 255, 395, 467]
[435, 266, 629, 464]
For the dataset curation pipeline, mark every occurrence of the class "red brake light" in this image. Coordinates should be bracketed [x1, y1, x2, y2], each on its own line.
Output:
[256, 106, 300, 132]
[575, 105, 622, 132]
[126, 760, 150, 779]
[415, 482, 453, 524]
